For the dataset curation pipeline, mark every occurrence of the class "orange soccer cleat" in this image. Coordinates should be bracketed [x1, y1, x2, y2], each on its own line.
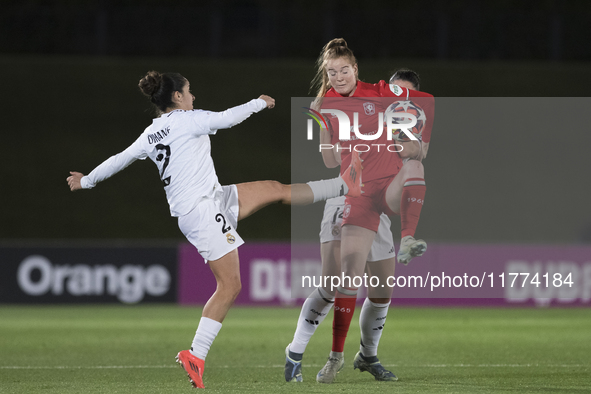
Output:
[342, 150, 363, 197]
[176, 350, 205, 389]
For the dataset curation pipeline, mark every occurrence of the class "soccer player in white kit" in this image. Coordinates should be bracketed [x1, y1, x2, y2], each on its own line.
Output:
[285, 68, 426, 383]
[66, 70, 361, 389]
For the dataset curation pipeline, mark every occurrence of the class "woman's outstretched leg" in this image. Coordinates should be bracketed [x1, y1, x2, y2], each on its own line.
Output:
[236, 151, 363, 220]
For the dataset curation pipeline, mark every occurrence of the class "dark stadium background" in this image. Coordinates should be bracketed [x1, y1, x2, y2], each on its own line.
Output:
[2, 0, 591, 243]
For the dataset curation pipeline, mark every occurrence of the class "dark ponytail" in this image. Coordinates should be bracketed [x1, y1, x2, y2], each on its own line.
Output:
[138, 70, 187, 114]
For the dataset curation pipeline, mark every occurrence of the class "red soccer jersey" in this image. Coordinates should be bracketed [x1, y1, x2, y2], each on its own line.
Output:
[322, 95, 399, 182]
[376, 80, 435, 143]
[323, 80, 434, 182]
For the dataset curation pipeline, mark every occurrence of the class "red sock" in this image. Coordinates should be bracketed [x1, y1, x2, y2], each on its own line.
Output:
[332, 292, 357, 353]
[400, 178, 426, 238]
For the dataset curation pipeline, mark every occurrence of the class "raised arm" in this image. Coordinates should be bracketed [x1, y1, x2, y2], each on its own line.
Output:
[67, 139, 144, 191]
[207, 95, 274, 131]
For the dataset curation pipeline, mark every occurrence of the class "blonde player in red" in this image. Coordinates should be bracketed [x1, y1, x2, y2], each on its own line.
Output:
[66, 70, 361, 389]
[284, 65, 428, 383]
[285, 39, 434, 384]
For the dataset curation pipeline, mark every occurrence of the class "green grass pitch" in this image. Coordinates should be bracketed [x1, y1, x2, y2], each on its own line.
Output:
[0, 305, 589, 393]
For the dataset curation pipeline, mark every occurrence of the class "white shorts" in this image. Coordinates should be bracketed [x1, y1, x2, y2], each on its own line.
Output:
[319, 196, 395, 262]
[178, 184, 244, 262]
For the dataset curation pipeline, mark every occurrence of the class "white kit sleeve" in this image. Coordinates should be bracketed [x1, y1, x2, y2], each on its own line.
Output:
[205, 98, 267, 133]
[81, 137, 147, 189]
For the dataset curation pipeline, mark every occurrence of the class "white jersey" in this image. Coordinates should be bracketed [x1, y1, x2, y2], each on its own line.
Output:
[81, 98, 267, 217]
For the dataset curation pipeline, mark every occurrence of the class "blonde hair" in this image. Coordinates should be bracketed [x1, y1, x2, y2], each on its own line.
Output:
[311, 38, 358, 98]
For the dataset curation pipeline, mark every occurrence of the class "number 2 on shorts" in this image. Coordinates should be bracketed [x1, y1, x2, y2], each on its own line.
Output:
[215, 213, 231, 234]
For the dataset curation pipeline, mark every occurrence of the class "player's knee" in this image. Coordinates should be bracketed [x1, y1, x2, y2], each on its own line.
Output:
[226, 284, 241, 302]
[230, 282, 242, 301]
[219, 276, 242, 300]
[341, 257, 366, 279]
[267, 180, 289, 203]
[401, 159, 424, 177]
[229, 277, 242, 298]
[269, 180, 284, 192]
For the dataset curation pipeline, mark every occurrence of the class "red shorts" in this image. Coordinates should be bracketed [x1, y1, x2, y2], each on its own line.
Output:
[342, 176, 397, 232]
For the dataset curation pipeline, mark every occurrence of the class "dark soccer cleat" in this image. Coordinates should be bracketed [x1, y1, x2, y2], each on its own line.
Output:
[353, 351, 398, 381]
[284, 344, 303, 382]
[176, 350, 205, 389]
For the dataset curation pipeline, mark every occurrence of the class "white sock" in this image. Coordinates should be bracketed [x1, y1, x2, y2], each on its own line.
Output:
[190, 317, 222, 360]
[307, 177, 347, 203]
[290, 288, 335, 354]
[359, 298, 390, 357]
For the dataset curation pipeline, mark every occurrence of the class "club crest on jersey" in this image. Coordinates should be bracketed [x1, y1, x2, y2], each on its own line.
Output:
[363, 102, 375, 116]
[343, 204, 351, 219]
[226, 233, 236, 244]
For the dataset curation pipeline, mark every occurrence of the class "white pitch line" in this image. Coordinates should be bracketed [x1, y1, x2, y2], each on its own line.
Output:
[0, 365, 177, 369]
[1, 364, 588, 370]
[275, 364, 589, 368]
